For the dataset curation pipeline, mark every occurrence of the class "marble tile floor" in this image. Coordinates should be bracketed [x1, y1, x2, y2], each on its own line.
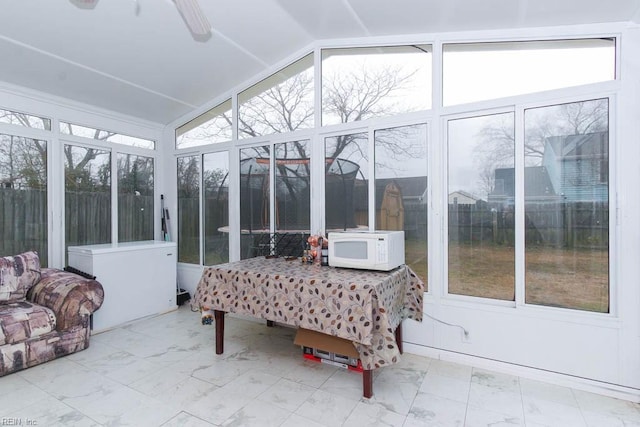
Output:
[1, 305, 639, 427]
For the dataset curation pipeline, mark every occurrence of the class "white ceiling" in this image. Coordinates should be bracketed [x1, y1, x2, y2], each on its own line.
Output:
[0, 0, 638, 126]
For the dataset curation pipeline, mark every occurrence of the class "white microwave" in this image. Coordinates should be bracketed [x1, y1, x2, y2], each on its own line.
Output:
[328, 231, 405, 271]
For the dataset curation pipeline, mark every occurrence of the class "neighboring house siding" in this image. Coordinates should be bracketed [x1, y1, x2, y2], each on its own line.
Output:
[543, 131, 608, 202]
[489, 166, 558, 205]
[561, 159, 608, 202]
[448, 191, 480, 205]
[542, 142, 561, 195]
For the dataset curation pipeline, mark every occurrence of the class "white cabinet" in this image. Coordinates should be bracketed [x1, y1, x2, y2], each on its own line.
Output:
[68, 241, 177, 332]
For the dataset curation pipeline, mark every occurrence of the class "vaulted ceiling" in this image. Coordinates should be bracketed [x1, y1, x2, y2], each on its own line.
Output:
[1, 0, 638, 125]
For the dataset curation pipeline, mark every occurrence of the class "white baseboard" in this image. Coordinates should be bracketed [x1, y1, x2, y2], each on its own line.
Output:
[403, 342, 640, 404]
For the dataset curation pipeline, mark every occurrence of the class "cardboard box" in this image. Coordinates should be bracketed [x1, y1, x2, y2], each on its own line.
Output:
[294, 328, 362, 371]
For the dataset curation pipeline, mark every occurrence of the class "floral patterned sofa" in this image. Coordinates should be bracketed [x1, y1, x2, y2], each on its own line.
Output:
[0, 251, 104, 376]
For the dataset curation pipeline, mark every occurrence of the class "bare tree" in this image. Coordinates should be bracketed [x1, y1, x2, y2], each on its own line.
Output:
[239, 72, 314, 138]
[323, 64, 419, 124]
[204, 167, 228, 197]
[59, 123, 116, 191]
[0, 134, 47, 189]
[60, 122, 117, 141]
[177, 156, 200, 197]
[0, 109, 50, 130]
[559, 100, 608, 135]
[118, 154, 154, 196]
[64, 146, 110, 191]
[189, 61, 424, 165]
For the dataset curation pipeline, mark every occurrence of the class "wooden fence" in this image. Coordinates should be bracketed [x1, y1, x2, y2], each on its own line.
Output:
[448, 201, 609, 248]
[1, 189, 154, 265]
[0, 188, 48, 263]
[2, 188, 608, 268]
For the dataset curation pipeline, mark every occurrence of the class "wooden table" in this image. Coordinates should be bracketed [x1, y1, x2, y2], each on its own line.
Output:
[192, 257, 424, 398]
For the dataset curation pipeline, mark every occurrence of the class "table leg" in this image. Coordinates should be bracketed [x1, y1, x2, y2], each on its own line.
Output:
[214, 310, 225, 355]
[363, 369, 373, 398]
[395, 323, 403, 354]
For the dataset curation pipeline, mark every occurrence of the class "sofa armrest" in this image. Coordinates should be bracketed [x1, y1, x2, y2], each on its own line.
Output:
[27, 268, 104, 331]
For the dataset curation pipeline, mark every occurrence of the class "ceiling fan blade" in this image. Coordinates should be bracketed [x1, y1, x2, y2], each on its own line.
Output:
[69, 0, 99, 9]
[174, 0, 211, 38]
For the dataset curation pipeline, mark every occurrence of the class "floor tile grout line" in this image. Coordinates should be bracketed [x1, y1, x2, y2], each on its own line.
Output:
[462, 365, 474, 426]
[517, 373, 528, 427]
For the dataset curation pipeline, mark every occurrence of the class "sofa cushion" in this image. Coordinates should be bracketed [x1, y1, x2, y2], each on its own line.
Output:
[0, 300, 56, 345]
[0, 252, 41, 303]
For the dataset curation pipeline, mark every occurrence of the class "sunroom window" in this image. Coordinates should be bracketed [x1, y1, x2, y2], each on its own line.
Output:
[176, 99, 232, 149]
[239, 145, 271, 259]
[374, 123, 428, 285]
[321, 45, 432, 126]
[446, 98, 610, 313]
[117, 153, 154, 242]
[60, 121, 155, 150]
[0, 108, 51, 130]
[447, 113, 516, 301]
[203, 151, 230, 265]
[64, 144, 111, 260]
[0, 134, 48, 264]
[324, 132, 369, 231]
[274, 140, 311, 233]
[524, 98, 609, 313]
[177, 155, 200, 264]
[443, 38, 615, 106]
[238, 54, 314, 139]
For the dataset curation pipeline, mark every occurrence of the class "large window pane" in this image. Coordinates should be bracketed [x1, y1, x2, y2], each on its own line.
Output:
[240, 146, 270, 259]
[375, 124, 428, 285]
[448, 113, 515, 301]
[239, 54, 313, 139]
[325, 133, 368, 230]
[65, 145, 111, 256]
[0, 134, 47, 264]
[177, 156, 200, 263]
[322, 45, 432, 126]
[176, 100, 232, 149]
[275, 140, 310, 232]
[203, 151, 229, 265]
[443, 39, 615, 106]
[117, 153, 154, 242]
[524, 99, 609, 312]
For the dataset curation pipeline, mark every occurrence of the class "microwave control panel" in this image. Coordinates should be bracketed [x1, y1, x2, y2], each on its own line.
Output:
[376, 238, 388, 262]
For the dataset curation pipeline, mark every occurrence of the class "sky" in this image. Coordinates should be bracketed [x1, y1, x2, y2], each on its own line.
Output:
[443, 43, 614, 106]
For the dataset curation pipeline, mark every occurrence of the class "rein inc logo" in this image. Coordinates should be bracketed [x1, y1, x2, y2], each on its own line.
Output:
[1, 419, 37, 425]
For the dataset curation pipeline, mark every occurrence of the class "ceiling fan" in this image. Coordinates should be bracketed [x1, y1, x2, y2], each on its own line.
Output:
[68, 0, 212, 41]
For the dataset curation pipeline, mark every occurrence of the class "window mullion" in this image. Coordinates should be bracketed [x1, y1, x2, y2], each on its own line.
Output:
[514, 107, 526, 307]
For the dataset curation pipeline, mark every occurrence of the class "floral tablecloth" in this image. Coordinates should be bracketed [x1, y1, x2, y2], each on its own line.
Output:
[192, 257, 424, 370]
